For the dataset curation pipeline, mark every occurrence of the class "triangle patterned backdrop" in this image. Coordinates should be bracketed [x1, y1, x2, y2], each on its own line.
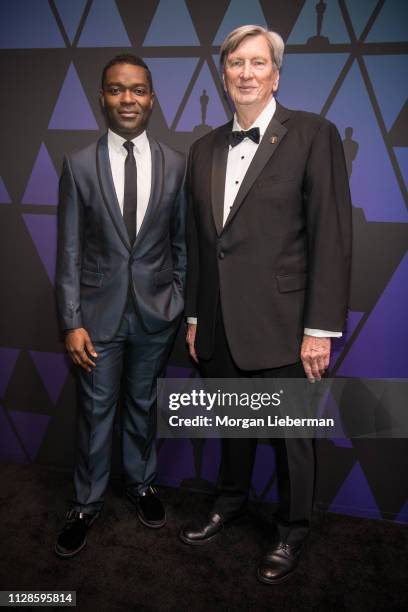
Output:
[0, 0, 407, 523]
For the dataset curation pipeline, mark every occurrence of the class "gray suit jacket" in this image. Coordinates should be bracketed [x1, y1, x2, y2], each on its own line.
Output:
[56, 132, 187, 342]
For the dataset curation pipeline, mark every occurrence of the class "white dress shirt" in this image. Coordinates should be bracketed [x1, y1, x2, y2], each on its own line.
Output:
[223, 97, 277, 226]
[188, 98, 341, 338]
[107, 128, 151, 234]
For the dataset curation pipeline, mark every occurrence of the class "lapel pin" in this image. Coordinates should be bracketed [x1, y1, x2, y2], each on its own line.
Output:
[270, 135, 278, 144]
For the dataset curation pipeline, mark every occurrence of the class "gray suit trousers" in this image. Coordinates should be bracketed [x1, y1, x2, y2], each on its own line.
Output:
[72, 298, 177, 513]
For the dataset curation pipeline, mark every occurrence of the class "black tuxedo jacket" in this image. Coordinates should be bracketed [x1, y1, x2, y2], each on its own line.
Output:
[186, 102, 352, 370]
[56, 132, 186, 342]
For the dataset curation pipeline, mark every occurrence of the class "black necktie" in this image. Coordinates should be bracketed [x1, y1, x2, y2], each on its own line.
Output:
[123, 140, 137, 245]
[227, 127, 260, 148]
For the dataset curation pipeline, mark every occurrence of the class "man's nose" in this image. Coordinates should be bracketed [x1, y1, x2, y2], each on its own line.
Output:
[121, 89, 135, 104]
[240, 61, 253, 79]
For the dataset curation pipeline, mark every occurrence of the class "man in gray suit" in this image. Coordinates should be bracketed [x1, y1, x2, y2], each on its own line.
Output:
[55, 54, 186, 558]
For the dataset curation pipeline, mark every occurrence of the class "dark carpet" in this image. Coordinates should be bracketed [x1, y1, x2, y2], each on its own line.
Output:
[0, 464, 407, 611]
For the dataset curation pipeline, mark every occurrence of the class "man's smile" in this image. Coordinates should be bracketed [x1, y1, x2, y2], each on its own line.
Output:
[119, 110, 139, 117]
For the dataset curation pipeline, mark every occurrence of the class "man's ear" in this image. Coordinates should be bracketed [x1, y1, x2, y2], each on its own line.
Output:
[99, 90, 105, 109]
[222, 73, 227, 92]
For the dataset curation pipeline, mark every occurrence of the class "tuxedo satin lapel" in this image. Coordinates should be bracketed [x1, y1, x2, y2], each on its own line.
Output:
[211, 123, 231, 236]
[96, 134, 131, 251]
[223, 111, 289, 232]
[133, 135, 164, 249]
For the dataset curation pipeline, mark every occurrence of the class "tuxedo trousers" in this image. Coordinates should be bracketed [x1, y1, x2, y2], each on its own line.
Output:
[72, 297, 177, 513]
[199, 304, 315, 539]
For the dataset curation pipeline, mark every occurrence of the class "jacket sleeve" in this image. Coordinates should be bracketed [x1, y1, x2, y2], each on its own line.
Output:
[303, 120, 352, 331]
[185, 145, 200, 318]
[55, 155, 84, 332]
[169, 155, 188, 298]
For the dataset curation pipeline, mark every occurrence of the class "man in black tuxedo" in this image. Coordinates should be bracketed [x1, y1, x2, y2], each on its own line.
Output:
[180, 26, 351, 583]
[55, 55, 186, 558]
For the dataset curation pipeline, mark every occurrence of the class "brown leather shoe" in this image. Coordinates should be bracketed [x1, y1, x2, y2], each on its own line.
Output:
[179, 510, 245, 546]
[257, 541, 303, 584]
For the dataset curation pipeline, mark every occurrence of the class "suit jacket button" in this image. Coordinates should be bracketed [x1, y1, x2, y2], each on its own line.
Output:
[218, 251, 225, 259]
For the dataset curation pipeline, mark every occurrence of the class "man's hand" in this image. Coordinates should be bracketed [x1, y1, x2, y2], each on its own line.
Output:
[300, 335, 331, 383]
[186, 323, 198, 363]
[65, 328, 98, 372]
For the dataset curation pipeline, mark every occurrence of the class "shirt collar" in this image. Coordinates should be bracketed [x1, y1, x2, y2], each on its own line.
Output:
[232, 96, 276, 137]
[108, 128, 149, 155]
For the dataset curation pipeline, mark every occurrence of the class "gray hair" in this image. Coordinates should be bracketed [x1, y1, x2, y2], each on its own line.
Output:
[220, 25, 285, 71]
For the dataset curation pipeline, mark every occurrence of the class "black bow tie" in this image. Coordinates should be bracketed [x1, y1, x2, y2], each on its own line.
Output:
[228, 127, 260, 147]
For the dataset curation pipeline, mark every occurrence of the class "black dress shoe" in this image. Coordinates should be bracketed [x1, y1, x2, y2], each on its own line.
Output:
[127, 485, 166, 528]
[179, 512, 232, 545]
[257, 541, 303, 584]
[55, 509, 99, 559]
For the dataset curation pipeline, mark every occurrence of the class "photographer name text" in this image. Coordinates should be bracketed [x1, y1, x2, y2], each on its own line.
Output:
[168, 415, 334, 429]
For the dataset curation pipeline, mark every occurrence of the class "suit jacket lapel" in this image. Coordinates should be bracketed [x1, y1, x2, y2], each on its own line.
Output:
[133, 133, 164, 249]
[211, 121, 232, 236]
[223, 102, 291, 232]
[96, 133, 131, 251]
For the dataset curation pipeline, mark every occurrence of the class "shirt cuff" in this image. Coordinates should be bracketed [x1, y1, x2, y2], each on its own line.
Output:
[304, 328, 342, 338]
[187, 317, 198, 325]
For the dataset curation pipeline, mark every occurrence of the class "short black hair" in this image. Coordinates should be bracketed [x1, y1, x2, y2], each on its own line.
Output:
[101, 54, 153, 91]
